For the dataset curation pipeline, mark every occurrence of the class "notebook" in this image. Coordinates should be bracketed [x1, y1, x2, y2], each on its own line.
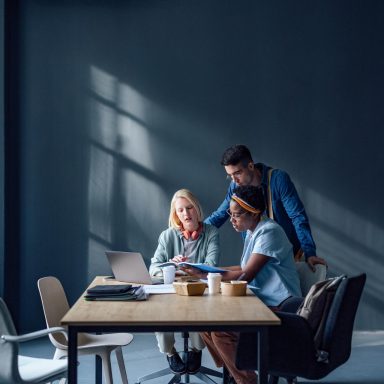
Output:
[105, 251, 155, 285]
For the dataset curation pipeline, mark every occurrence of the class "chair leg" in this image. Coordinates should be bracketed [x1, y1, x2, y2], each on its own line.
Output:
[100, 350, 114, 384]
[53, 350, 68, 384]
[168, 374, 182, 384]
[199, 366, 222, 378]
[115, 346, 129, 384]
[135, 367, 173, 383]
[193, 371, 218, 384]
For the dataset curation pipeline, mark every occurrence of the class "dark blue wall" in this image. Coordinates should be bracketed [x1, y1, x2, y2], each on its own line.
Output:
[4, 0, 384, 331]
[0, 0, 4, 298]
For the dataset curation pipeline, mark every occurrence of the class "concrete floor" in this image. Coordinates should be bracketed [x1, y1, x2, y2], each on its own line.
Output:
[20, 331, 384, 384]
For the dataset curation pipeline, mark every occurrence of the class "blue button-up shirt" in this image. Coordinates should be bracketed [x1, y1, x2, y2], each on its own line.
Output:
[204, 163, 316, 258]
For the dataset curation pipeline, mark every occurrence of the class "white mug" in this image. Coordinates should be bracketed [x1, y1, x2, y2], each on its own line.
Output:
[162, 265, 176, 284]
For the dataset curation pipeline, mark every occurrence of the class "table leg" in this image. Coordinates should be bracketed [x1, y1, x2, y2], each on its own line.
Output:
[68, 326, 78, 384]
[96, 355, 102, 383]
[258, 327, 269, 384]
[222, 366, 230, 384]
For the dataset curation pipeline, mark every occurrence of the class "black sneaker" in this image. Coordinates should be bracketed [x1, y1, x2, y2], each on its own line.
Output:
[166, 352, 186, 374]
[187, 350, 202, 374]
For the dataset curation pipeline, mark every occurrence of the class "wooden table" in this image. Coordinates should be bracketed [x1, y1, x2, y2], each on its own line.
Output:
[61, 277, 281, 384]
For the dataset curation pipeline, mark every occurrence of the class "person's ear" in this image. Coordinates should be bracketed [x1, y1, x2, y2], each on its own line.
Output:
[247, 162, 254, 171]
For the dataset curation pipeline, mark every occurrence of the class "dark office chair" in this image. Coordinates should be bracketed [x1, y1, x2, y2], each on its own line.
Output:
[136, 332, 223, 384]
[235, 273, 366, 384]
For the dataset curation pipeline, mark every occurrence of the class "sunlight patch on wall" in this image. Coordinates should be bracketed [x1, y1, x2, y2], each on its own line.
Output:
[121, 169, 166, 249]
[90, 66, 117, 104]
[87, 65, 168, 277]
[117, 82, 148, 122]
[305, 187, 384, 255]
[117, 111, 154, 170]
[88, 145, 114, 243]
[89, 101, 119, 150]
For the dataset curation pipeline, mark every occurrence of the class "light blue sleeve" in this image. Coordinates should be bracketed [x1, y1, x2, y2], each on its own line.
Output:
[251, 222, 285, 261]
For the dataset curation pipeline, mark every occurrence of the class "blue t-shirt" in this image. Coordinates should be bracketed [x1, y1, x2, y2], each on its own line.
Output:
[241, 217, 301, 306]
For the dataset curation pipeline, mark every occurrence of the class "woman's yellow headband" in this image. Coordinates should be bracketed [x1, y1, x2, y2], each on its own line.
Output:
[231, 194, 262, 214]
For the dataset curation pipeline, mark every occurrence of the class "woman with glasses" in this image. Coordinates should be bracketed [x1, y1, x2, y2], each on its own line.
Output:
[193, 184, 301, 384]
[149, 188, 220, 376]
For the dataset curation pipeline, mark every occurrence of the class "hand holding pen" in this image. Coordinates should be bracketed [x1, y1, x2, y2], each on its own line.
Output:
[170, 255, 188, 263]
[237, 272, 246, 281]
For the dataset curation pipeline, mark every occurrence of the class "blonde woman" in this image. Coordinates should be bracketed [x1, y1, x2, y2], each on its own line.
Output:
[150, 189, 220, 374]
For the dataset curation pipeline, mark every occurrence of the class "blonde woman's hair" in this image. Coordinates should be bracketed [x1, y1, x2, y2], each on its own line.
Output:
[168, 189, 204, 229]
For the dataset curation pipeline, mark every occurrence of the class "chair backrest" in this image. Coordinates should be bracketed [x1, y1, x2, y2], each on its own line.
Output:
[323, 273, 366, 370]
[0, 298, 23, 383]
[37, 276, 70, 348]
[296, 261, 327, 296]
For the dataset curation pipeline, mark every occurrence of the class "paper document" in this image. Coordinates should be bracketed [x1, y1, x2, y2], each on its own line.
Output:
[143, 284, 176, 294]
[158, 261, 178, 268]
[178, 263, 226, 273]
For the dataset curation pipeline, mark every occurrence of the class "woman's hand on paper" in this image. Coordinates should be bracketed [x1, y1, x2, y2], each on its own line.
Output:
[171, 255, 187, 263]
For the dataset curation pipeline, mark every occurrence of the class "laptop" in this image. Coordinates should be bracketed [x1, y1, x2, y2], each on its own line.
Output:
[105, 251, 156, 285]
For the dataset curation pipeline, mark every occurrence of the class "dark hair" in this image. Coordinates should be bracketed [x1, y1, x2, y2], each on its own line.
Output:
[220, 145, 253, 166]
[233, 185, 266, 213]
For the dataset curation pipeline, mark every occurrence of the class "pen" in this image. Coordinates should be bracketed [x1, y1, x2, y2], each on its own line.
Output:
[237, 273, 246, 281]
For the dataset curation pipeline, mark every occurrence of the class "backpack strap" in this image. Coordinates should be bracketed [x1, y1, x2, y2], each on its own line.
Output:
[267, 168, 274, 220]
[316, 275, 347, 363]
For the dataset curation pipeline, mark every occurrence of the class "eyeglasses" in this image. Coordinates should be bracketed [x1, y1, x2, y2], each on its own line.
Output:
[226, 209, 247, 219]
[226, 169, 244, 180]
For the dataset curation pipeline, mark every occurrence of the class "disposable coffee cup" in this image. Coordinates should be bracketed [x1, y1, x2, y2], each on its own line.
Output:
[162, 265, 176, 284]
[207, 272, 222, 295]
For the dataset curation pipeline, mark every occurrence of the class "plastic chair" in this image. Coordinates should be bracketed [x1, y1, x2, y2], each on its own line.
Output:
[37, 276, 133, 384]
[235, 273, 366, 384]
[0, 297, 67, 383]
[136, 332, 222, 384]
[295, 261, 327, 296]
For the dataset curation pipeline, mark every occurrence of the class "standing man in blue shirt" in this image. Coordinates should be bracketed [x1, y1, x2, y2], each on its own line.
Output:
[205, 144, 326, 269]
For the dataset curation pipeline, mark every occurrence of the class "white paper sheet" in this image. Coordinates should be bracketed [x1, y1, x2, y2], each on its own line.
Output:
[143, 284, 176, 294]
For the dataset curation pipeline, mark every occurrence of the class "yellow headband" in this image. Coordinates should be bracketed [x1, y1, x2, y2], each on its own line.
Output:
[231, 194, 261, 214]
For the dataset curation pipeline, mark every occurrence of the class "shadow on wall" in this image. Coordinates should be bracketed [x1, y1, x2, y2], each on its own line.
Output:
[297, 184, 384, 330]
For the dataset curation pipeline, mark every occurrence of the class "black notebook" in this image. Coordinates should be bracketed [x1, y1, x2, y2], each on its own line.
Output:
[86, 284, 132, 295]
[84, 285, 146, 301]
